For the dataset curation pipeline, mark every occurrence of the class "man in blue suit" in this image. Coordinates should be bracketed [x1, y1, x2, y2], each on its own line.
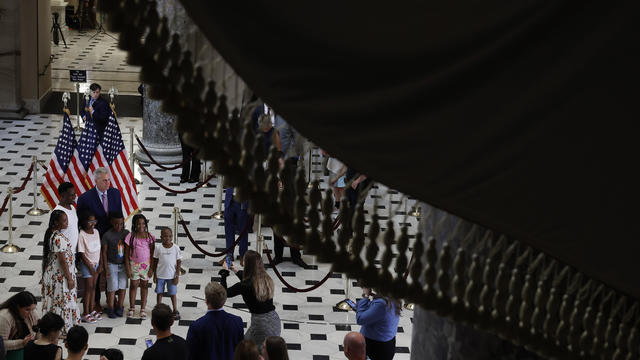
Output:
[77, 167, 122, 313]
[80, 83, 111, 140]
[77, 167, 122, 236]
[223, 187, 249, 266]
[187, 282, 244, 360]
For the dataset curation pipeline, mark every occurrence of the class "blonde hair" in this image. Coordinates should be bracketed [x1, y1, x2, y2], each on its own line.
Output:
[242, 250, 274, 302]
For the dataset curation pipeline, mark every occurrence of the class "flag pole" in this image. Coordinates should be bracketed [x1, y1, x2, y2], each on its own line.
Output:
[27, 156, 48, 216]
[211, 175, 224, 219]
[1, 188, 19, 253]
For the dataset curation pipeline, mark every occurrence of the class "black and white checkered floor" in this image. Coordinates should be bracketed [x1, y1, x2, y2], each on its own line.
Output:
[0, 115, 416, 359]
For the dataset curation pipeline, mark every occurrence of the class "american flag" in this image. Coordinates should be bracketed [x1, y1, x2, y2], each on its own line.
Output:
[40, 111, 77, 208]
[65, 116, 99, 196]
[87, 114, 139, 218]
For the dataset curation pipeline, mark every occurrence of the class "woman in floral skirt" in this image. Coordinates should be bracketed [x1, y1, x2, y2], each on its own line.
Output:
[41, 210, 80, 334]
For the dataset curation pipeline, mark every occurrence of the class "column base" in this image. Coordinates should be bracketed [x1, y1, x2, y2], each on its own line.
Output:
[0, 108, 28, 119]
[135, 142, 182, 165]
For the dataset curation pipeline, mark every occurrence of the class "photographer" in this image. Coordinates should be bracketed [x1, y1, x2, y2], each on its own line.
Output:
[355, 287, 401, 360]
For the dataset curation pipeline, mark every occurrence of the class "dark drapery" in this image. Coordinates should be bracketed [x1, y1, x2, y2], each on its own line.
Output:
[179, 0, 640, 298]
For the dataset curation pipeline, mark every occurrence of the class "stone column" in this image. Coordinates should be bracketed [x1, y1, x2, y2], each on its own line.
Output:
[410, 203, 541, 360]
[134, 0, 189, 164]
[0, 0, 26, 118]
[135, 83, 182, 164]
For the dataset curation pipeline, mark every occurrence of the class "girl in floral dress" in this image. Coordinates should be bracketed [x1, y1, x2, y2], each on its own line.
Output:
[41, 210, 80, 334]
[124, 214, 155, 319]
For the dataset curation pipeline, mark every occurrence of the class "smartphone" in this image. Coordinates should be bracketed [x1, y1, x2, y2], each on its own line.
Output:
[226, 256, 233, 268]
[145, 338, 153, 348]
[345, 299, 357, 310]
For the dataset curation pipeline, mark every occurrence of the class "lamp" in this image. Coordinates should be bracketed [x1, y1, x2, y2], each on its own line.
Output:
[336, 299, 354, 311]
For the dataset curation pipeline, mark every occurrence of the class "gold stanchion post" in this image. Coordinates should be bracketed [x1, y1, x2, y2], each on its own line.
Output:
[1, 188, 19, 253]
[173, 207, 186, 275]
[307, 147, 313, 189]
[211, 175, 224, 219]
[27, 156, 48, 216]
[201, 161, 210, 187]
[128, 127, 141, 185]
[255, 214, 263, 255]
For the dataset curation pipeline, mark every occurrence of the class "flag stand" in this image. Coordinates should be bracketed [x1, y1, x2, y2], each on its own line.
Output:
[128, 127, 141, 185]
[1, 188, 19, 253]
[173, 207, 186, 275]
[211, 175, 224, 219]
[27, 156, 49, 216]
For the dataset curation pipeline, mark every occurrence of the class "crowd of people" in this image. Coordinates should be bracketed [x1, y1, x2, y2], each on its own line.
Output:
[0, 99, 404, 359]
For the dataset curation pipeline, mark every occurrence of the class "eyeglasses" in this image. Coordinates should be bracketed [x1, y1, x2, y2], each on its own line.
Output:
[88, 220, 98, 225]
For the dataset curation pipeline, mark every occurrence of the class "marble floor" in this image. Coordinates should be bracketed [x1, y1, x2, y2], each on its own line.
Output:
[2, 25, 417, 359]
[51, 27, 141, 95]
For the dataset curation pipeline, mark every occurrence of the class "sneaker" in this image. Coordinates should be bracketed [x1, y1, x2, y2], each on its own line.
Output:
[106, 308, 117, 319]
[115, 307, 124, 317]
[81, 314, 97, 323]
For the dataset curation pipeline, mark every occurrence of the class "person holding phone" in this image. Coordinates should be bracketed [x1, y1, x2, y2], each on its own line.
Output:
[221, 250, 281, 352]
[356, 287, 401, 360]
[142, 304, 188, 360]
[0, 291, 38, 360]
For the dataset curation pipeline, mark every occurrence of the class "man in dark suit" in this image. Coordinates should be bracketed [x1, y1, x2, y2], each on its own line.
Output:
[186, 282, 244, 360]
[77, 167, 122, 313]
[77, 167, 122, 236]
[223, 187, 249, 266]
[80, 82, 111, 139]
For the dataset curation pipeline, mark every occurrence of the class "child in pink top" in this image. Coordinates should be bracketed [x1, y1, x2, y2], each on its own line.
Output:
[124, 214, 155, 319]
[77, 211, 102, 323]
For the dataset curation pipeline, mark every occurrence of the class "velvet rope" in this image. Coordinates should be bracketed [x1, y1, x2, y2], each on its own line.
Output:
[179, 217, 250, 257]
[135, 134, 196, 171]
[263, 242, 334, 293]
[137, 161, 216, 194]
[0, 163, 35, 218]
[403, 250, 415, 280]
[332, 214, 341, 231]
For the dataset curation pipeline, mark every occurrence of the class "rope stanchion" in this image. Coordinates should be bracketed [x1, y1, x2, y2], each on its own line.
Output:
[136, 135, 196, 171]
[26, 156, 48, 216]
[1, 187, 18, 253]
[0, 163, 35, 218]
[263, 242, 333, 293]
[179, 215, 250, 257]
[211, 175, 224, 219]
[137, 161, 216, 194]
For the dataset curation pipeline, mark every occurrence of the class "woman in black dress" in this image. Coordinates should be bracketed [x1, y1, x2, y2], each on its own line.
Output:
[23, 312, 65, 360]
